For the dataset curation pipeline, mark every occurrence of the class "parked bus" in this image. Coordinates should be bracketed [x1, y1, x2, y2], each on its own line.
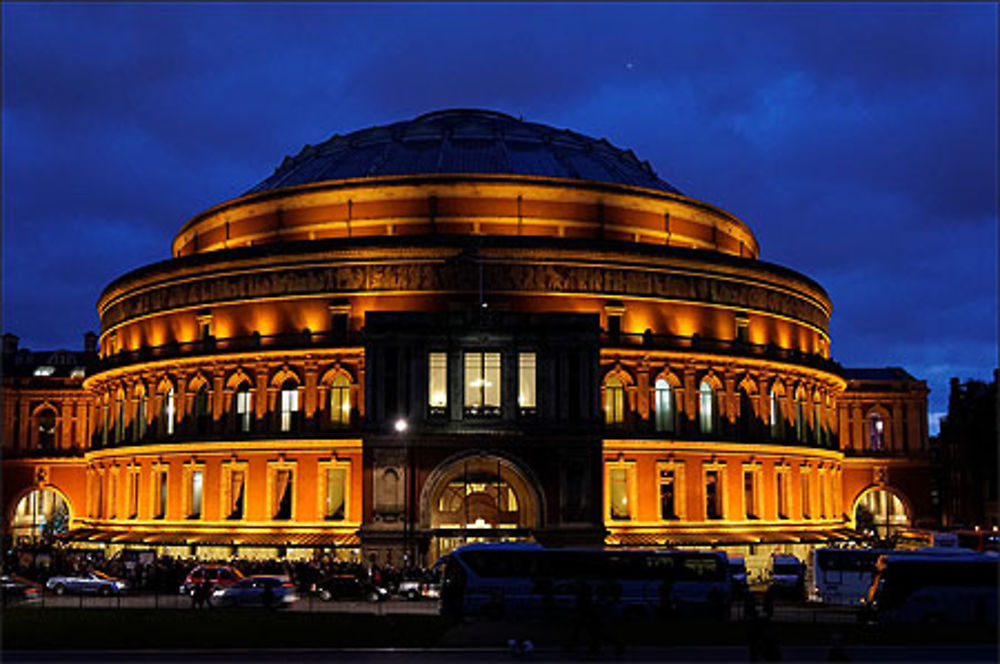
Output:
[813, 546, 982, 605]
[439, 542, 731, 620]
[893, 529, 958, 550]
[811, 548, 891, 605]
[864, 551, 998, 624]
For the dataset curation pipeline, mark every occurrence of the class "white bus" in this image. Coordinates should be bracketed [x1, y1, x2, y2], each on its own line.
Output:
[865, 551, 998, 624]
[439, 542, 731, 620]
[812, 546, 982, 605]
[811, 548, 891, 605]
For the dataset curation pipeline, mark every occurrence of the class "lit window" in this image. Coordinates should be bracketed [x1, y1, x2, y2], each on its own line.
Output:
[280, 380, 299, 432]
[699, 381, 715, 434]
[801, 470, 811, 518]
[609, 468, 630, 520]
[428, 352, 448, 416]
[464, 352, 501, 417]
[225, 468, 246, 520]
[659, 468, 677, 519]
[154, 469, 167, 519]
[272, 468, 293, 520]
[705, 469, 722, 519]
[127, 468, 139, 519]
[135, 394, 147, 441]
[188, 470, 203, 519]
[162, 388, 175, 436]
[36, 407, 56, 451]
[329, 375, 351, 427]
[604, 375, 625, 426]
[33, 365, 55, 377]
[654, 379, 674, 432]
[868, 414, 885, 450]
[744, 470, 758, 519]
[518, 352, 537, 415]
[324, 467, 347, 521]
[235, 384, 252, 433]
[776, 470, 788, 519]
[769, 390, 782, 439]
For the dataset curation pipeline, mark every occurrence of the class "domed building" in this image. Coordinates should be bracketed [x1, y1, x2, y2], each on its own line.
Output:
[2, 110, 933, 569]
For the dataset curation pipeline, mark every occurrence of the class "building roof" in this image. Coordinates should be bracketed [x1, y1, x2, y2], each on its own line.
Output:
[842, 367, 917, 382]
[245, 109, 682, 196]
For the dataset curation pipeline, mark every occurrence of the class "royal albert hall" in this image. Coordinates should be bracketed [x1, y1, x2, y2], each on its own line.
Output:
[2, 110, 933, 571]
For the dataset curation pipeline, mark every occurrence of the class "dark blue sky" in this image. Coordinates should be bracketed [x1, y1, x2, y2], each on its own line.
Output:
[2, 3, 996, 432]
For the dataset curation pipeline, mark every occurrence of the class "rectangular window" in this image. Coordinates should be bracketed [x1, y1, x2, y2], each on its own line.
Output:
[128, 469, 139, 519]
[518, 352, 537, 415]
[227, 469, 245, 519]
[609, 468, 630, 520]
[659, 469, 677, 520]
[801, 470, 811, 519]
[428, 352, 448, 416]
[464, 352, 501, 417]
[95, 471, 104, 519]
[705, 470, 721, 519]
[776, 470, 788, 519]
[189, 470, 203, 519]
[107, 471, 118, 519]
[324, 467, 347, 521]
[154, 469, 167, 519]
[273, 469, 293, 520]
[744, 470, 758, 519]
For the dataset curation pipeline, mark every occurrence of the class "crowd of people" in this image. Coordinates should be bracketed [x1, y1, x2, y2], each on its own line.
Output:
[3, 544, 433, 596]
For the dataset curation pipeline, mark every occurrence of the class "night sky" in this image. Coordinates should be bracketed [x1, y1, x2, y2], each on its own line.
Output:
[2, 3, 996, 433]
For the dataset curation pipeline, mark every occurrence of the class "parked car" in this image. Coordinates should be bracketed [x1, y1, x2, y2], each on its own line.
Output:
[2, 574, 41, 604]
[45, 570, 127, 596]
[211, 575, 298, 608]
[397, 570, 440, 600]
[179, 564, 244, 596]
[313, 574, 388, 602]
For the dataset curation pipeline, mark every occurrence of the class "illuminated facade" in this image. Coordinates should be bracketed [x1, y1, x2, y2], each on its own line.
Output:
[2, 110, 932, 567]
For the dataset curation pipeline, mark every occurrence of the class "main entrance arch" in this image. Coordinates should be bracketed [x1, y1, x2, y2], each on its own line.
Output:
[852, 486, 911, 539]
[420, 451, 544, 559]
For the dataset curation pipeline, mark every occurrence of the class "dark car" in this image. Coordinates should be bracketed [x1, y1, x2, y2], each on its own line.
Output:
[2, 574, 41, 604]
[179, 564, 244, 596]
[211, 575, 299, 608]
[313, 575, 388, 602]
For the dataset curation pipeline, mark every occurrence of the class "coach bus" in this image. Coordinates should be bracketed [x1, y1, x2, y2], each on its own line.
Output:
[864, 551, 998, 624]
[439, 542, 731, 620]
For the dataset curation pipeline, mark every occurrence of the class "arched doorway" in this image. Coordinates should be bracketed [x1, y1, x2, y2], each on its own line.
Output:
[852, 487, 910, 539]
[420, 453, 542, 560]
[9, 488, 70, 544]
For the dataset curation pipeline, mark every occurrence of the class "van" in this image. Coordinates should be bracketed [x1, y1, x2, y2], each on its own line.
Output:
[768, 553, 805, 600]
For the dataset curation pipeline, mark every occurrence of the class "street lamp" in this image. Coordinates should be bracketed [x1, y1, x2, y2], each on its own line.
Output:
[394, 417, 411, 567]
[394, 418, 408, 433]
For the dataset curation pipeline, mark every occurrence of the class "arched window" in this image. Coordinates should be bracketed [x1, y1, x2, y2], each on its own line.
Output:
[868, 413, 885, 451]
[699, 380, 716, 435]
[738, 388, 754, 439]
[769, 390, 782, 440]
[234, 383, 252, 433]
[329, 374, 351, 427]
[36, 407, 56, 452]
[114, 395, 125, 444]
[654, 379, 674, 433]
[160, 387, 175, 437]
[193, 384, 210, 434]
[814, 402, 823, 445]
[135, 393, 147, 442]
[604, 375, 625, 426]
[279, 379, 299, 432]
[795, 394, 807, 442]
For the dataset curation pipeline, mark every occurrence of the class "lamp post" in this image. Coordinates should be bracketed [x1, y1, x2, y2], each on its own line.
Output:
[394, 418, 410, 568]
